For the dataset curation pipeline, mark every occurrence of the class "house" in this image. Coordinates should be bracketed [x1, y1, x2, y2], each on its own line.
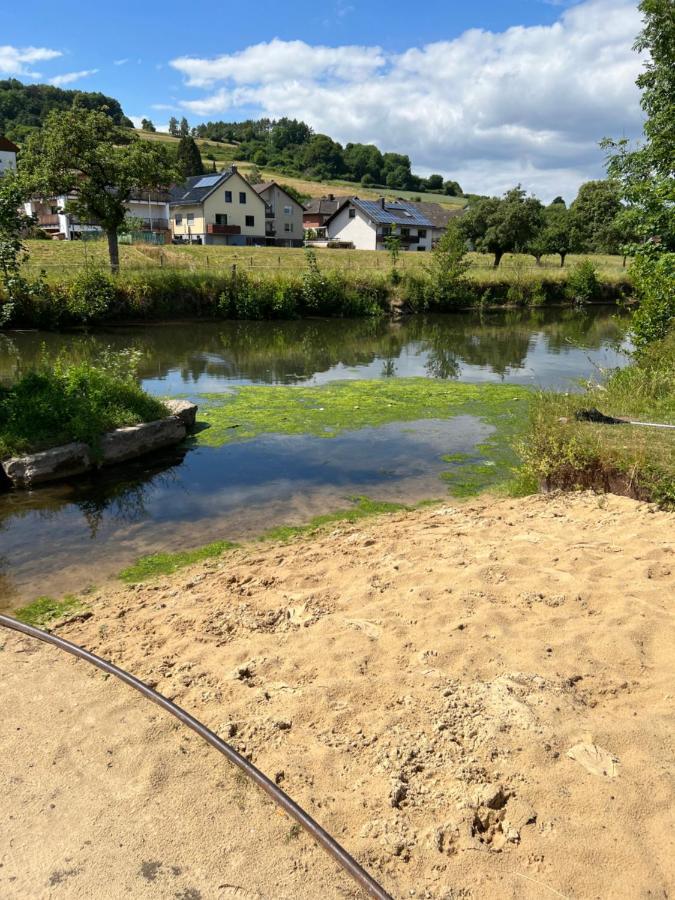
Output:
[324, 198, 434, 251]
[169, 166, 266, 245]
[252, 182, 304, 248]
[400, 200, 465, 245]
[0, 136, 19, 175]
[303, 194, 354, 236]
[23, 190, 171, 241]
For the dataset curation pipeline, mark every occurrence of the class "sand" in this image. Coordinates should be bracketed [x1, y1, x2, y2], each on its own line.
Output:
[1, 491, 674, 899]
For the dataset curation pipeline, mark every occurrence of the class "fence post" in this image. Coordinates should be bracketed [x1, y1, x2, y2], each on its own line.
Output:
[206, 255, 209, 269]
[159, 250, 164, 268]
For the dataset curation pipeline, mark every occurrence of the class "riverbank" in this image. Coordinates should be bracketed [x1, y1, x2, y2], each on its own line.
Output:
[2, 491, 673, 898]
[3, 264, 631, 329]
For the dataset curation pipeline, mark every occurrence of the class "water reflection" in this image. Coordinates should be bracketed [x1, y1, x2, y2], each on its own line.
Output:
[0, 307, 630, 393]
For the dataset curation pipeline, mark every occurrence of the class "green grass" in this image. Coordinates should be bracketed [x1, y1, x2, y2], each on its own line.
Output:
[118, 539, 239, 583]
[14, 595, 84, 628]
[521, 330, 675, 506]
[260, 495, 411, 541]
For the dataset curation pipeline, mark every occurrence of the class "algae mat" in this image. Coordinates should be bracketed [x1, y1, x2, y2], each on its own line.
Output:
[195, 379, 532, 496]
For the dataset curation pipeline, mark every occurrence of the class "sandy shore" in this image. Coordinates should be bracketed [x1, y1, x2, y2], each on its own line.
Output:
[1, 492, 674, 898]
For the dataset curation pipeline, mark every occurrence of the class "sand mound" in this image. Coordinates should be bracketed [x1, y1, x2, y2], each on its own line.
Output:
[1, 492, 674, 898]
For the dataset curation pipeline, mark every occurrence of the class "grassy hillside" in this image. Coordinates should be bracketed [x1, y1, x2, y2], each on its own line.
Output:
[133, 129, 467, 207]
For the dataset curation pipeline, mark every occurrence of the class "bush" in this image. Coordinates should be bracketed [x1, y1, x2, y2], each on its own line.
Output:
[566, 259, 600, 303]
[0, 357, 168, 458]
[66, 270, 117, 322]
[630, 251, 675, 350]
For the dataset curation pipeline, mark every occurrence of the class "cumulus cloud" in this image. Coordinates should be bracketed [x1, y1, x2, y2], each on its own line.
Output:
[169, 0, 644, 200]
[0, 44, 62, 78]
[48, 69, 99, 87]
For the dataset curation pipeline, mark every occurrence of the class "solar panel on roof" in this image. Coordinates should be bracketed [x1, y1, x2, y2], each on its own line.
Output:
[194, 175, 220, 188]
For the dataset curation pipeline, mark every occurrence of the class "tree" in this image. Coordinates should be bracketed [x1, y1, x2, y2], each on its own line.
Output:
[176, 135, 204, 179]
[343, 143, 384, 183]
[460, 187, 544, 267]
[0, 173, 35, 321]
[140, 118, 156, 132]
[538, 203, 577, 267]
[247, 165, 262, 185]
[426, 220, 470, 306]
[569, 180, 622, 252]
[20, 109, 177, 273]
[602, 0, 675, 347]
[179, 117, 190, 138]
[444, 180, 463, 196]
[168, 116, 179, 137]
[302, 134, 344, 177]
[425, 174, 444, 192]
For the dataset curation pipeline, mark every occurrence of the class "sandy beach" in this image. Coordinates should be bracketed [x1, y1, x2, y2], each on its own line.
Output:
[1, 491, 673, 898]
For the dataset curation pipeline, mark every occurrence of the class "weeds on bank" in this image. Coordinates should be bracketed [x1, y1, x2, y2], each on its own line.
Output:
[15, 595, 84, 628]
[118, 539, 239, 583]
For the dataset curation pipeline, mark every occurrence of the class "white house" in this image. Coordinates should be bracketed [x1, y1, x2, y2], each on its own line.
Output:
[0, 136, 18, 176]
[323, 199, 434, 251]
[23, 191, 171, 241]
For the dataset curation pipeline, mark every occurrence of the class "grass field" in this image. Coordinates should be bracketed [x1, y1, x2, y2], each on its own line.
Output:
[23, 238, 630, 283]
[133, 129, 467, 208]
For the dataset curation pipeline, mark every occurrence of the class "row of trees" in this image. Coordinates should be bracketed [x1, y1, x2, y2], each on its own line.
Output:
[459, 179, 639, 268]
[190, 116, 462, 194]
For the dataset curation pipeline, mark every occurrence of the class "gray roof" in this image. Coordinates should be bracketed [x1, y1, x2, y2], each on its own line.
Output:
[253, 181, 305, 209]
[348, 199, 433, 228]
[169, 169, 236, 207]
[304, 195, 353, 217]
[400, 200, 465, 229]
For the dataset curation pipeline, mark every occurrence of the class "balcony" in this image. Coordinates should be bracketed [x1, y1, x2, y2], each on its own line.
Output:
[207, 223, 241, 235]
[265, 205, 275, 219]
[377, 232, 419, 245]
[265, 227, 276, 237]
[137, 218, 169, 231]
[37, 214, 60, 227]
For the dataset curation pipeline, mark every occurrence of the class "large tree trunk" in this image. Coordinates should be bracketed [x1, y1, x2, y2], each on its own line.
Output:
[493, 250, 503, 268]
[560, 252, 567, 268]
[107, 229, 120, 274]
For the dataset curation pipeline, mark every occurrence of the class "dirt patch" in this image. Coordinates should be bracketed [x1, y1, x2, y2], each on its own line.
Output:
[1, 492, 674, 898]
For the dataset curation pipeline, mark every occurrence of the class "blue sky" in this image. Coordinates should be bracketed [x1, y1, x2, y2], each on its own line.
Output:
[3, 0, 644, 199]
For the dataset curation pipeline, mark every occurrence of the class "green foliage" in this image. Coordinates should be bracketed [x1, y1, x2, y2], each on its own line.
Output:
[0, 173, 35, 322]
[19, 109, 178, 272]
[176, 135, 204, 179]
[65, 270, 117, 322]
[0, 356, 168, 457]
[630, 251, 675, 348]
[424, 221, 470, 308]
[14, 594, 84, 628]
[569, 180, 623, 253]
[565, 259, 601, 303]
[119, 540, 238, 583]
[261, 496, 409, 541]
[0, 77, 132, 139]
[460, 186, 544, 267]
[520, 330, 675, 507]
[140, 118, 156, 132]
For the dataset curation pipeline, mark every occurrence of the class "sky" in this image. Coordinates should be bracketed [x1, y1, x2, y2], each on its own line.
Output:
[2, 0, 646, 201]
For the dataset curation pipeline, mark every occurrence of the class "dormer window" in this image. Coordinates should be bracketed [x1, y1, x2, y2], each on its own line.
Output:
[348, 208, 356, 218]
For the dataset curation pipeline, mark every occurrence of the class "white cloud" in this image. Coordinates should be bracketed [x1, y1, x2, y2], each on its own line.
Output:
[169, 0, 644, 200]
[114, 58, 129, 66]
[0, 44, 62, 78]
[48, 68, 99, 87]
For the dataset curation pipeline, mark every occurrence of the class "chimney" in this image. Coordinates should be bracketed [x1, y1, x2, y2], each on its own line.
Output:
[380, 198, 386, 209]
[328, 193, 334, 201]
[231, 164, 237, 173]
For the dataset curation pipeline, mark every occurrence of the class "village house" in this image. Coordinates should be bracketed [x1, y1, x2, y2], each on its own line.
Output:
[303, 194, 354, 237]
[0, 136, 19, 175]
[252, 181, 305, 248]
[323, 198, 434, 251]
[23, 191, 171, 241]
[169, 166, 266, 245]
[400, 200, 465, 245]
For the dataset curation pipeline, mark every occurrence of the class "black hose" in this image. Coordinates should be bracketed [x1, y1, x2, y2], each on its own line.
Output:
[0, 613, 393, 900]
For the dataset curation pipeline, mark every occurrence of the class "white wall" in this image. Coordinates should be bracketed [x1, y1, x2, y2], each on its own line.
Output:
[327, 205, 377, 249]
[0, 150, 16, 175]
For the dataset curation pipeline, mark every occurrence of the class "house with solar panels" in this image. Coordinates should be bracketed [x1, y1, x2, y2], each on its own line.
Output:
[322, 198, 434, 251]
[169, 166, 266, 245]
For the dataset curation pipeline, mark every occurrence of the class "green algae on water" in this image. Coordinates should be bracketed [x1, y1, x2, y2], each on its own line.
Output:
[119, 539, 239, 584]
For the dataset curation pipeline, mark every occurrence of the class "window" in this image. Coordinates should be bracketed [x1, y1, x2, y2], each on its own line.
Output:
[348, 208, 356, 218]
[401, 227, 410, 236]
[186, 213, 194, 223]
[239, 192, 247, 204]
[418, 229, 427, 238]
[245, 215, 255, 227]
[215, 214, 228, 225]
[225, 191, 232, 202]
[284, 222, 293, 233]
[50, 205, 59, 215]
[283, 205, 292, 216]
[175, 214, 183, 225]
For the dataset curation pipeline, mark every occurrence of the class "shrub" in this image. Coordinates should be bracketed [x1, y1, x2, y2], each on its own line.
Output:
[566, 259, 600, 303]
[66, 270, 117, 322]
[630, 251, 675, 350]
[0, 357, 168, 458]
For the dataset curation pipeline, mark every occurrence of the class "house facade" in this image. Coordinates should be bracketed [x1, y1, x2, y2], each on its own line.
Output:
[324, 199, 434, 251]
[24, 191, 170, 241]
[0, 136, 18, 176]
[253, 182, 304, 247]
[399, 200, 465, 245]
[169, 167, 266, 245]
[303, 194, 353, 236]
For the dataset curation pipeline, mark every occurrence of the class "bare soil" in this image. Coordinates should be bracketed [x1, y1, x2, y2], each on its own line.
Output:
[1, 492, 674, 899]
